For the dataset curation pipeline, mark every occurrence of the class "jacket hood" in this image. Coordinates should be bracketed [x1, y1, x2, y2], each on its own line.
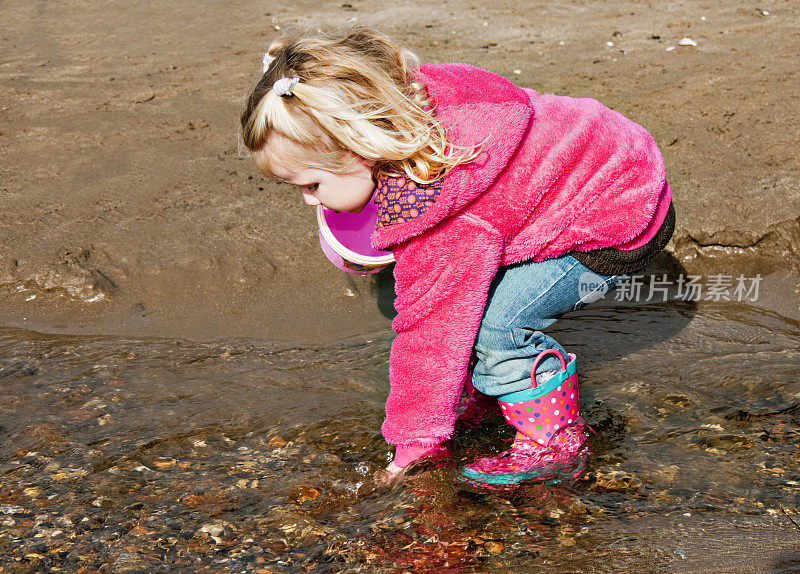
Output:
[371, 63, 534, 250]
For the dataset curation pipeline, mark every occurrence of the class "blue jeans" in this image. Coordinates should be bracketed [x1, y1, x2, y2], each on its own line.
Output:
[471, 255, 634, 397]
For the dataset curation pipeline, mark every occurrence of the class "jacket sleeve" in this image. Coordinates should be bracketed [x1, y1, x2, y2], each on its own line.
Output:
[381, 215, 503, 448]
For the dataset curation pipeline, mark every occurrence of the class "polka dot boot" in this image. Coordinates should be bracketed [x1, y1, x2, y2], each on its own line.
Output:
[462, 350, 590, 486]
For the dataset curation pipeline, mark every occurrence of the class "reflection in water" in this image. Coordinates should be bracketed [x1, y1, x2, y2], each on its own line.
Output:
[1, 301, 799, 572]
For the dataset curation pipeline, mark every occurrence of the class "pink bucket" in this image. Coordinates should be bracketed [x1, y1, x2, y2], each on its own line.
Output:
[316, 199, 394, 275]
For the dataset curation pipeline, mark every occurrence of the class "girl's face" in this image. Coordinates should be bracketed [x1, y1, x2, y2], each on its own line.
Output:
[260, 135, 376, 214]
[272, 159, 376, 214]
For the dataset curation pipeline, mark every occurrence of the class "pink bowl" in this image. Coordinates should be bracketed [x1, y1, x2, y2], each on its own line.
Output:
[316, 199, 394, 275]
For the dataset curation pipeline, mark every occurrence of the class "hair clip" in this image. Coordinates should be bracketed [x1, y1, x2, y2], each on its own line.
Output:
[261, 52, 275, 73]
[272, 77, 300, 96]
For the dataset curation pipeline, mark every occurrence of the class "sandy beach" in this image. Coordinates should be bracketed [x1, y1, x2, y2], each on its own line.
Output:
[1, 0, 798, 342]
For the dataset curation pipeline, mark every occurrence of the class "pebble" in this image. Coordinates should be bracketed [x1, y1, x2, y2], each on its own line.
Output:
[200, 523, 225, 537]
[678, 37, 698, 47]
[269, 436, 287, 447]
[131, 90, 155, 104]
[593, 469, 642, 492]
[558, 532, 577, 547]
[291, 486, 321, 504]
[0, 504, 26, 515]
[152, 457, 176, 470]
[484, 541, 503, 555]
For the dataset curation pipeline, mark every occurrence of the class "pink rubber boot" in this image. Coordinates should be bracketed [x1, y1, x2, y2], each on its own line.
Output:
[455, 378, 498, 427]
[462, 350, 590, 486]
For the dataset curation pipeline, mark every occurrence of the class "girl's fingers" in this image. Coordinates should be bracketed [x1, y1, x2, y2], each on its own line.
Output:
[373, 462, 405, 487]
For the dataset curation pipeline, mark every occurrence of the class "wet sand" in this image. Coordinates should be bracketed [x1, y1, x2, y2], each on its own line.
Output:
[2, 0, 800, 572]
[1, 0, 799, 340]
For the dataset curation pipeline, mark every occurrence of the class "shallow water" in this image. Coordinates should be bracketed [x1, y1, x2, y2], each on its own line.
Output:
[1, 300, 799, 573]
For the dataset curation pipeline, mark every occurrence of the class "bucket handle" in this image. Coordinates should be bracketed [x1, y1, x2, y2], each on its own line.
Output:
[530, 349, 567, 388]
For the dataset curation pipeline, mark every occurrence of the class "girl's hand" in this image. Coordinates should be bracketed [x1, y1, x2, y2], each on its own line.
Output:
[373, 461, 405, 487]
[385, 461, 404, 476]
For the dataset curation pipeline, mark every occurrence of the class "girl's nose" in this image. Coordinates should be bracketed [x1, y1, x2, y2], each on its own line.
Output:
[302, 192, 321, 206]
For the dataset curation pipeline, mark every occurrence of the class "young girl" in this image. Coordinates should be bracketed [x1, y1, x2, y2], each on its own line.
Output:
[240, 27, 675, 485]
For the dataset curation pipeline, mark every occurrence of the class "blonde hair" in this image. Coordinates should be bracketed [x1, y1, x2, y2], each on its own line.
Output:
[240, 26, 480, 183]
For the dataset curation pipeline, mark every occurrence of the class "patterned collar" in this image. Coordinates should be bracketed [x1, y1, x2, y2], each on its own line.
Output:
[373, 173, 442, 230]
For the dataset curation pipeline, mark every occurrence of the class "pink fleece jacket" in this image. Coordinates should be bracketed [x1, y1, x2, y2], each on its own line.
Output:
[372, 63, 666, 450]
